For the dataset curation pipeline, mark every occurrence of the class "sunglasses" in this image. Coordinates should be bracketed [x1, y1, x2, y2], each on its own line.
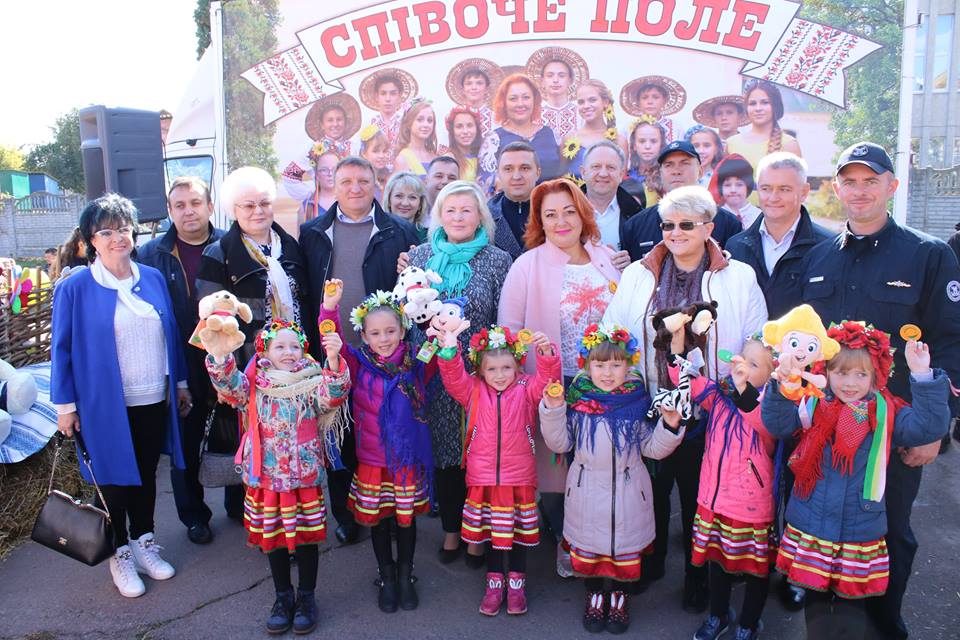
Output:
[660, 221, 710, 232]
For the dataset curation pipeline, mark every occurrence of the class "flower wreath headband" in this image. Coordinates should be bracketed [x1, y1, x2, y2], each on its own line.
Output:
[256, 320, 310, 355]
[628, 113, 660, 136]
[350, 290, 412, 332]
[578, 323, 641, 369]
[813, 321, 895, 386]
[468, 325, 530, 368]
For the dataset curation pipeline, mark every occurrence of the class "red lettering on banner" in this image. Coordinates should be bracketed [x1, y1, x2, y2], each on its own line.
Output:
[321, 23, 355, 68]
[454, 0, 489, 39]
[414, 1, 451, 46]
[722, 0, 768, 50]
[534, 0, 566, 32]
[674, 0, 728, 43]
[610, 0, 631, 34]
[390, 6, 417, 51]
[636, 0, 675, 37]
[492, 0, 530, 34]
[352, 12, 395, 60]
[590, 0, 609, 32]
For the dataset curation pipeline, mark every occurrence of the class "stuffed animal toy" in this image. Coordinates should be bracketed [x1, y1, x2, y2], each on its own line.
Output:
[762, 303, 840, 401]
[190, 290, 254, 360]
[393, 266, 444, 325]
[651, 300, 718, 355]
[0, 357, 38, 443]
[419, 298, 470, 363]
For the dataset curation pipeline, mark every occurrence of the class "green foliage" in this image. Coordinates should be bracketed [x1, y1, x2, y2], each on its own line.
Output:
[194, 0, 211, 59]
[800, 0, 904, 156]
[222, 0, 281, 174]
[25, 109, 84, 193]
[0, 145, 26, 171]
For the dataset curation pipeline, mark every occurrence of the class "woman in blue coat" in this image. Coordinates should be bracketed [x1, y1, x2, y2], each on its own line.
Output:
[51, 194, 190, 599]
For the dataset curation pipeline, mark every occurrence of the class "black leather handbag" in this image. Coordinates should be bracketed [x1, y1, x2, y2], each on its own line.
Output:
[198, 405, 242, 488]
[31, 433, 115, 566]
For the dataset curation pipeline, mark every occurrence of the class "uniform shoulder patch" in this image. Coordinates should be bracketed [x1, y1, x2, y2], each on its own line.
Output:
[947, 280, 960, 302]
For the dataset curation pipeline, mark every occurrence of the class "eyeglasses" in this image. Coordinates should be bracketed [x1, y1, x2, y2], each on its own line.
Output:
[94, 226, 134, 240]
[659, 221, 710, 232]
[235, 200, 273, 214]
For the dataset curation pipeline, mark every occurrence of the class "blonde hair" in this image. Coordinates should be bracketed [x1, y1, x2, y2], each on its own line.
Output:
[427, 180, 496, 243]
[220, 166, 276, 219]
[658, 185, 717, 222]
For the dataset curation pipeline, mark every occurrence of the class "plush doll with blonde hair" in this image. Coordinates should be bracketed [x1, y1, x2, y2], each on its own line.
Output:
[762, 304, 840, 401]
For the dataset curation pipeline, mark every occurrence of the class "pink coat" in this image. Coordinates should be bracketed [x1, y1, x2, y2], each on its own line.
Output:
[497, 239, 620, 492]
[438, 346, 561, 488]
[670, 365, 776, 523]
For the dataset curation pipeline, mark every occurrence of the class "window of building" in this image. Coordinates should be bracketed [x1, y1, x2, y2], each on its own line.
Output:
[953, 138, 960, 166]
[913, 138, 922, 166]
[915, 14, 928, 92]
[930, 137, 946, 166]
[933, 14, 953, 90]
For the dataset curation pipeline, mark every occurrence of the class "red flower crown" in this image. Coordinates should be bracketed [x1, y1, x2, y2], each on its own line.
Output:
[812, 321, 894, 388]
[255, 320, 310, 356]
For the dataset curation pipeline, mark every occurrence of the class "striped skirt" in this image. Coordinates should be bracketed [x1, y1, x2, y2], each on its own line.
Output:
[347, 462, 430, 527]
[244, 485, 326, 553]
[564, 540, 650, 582]
[776, 524, 889, 599]
[461, 485, 539, 550]
[691, 505, 774, 577]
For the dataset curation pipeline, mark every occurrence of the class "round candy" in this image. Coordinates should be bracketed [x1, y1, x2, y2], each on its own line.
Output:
[517, 329, 533, 344]
[319, 319, 336, 334]
[546, 382, 564, 398]
[717, 349, 734, 363]
[324, 282, 339, 297]
[608, 281, 618, 294]
[899, 324, 922, 341]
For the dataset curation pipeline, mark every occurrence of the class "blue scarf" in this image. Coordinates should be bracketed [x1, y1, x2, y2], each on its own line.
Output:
[425, 227, 489, 296]
[352, 343, 434, 491]
[566, 375, 652, 457]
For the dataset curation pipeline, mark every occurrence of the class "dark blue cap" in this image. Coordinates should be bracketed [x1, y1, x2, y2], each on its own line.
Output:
[658, 139, 701, 165]
[836, 142, 894, 176]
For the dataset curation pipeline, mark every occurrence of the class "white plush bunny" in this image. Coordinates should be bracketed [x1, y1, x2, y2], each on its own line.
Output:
[393, 266, 444, 325]
[0, 358, 38, 444]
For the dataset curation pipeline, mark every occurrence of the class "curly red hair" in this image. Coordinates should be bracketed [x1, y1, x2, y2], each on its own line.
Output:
[525, 178, 601, 249]
[492, 73, 542, 126]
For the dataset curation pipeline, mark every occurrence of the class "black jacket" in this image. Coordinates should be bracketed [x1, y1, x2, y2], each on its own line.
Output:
[137, 223, 225, 399]
[621, 202, 743, 261]
[195, 221, 310, 364]
[800, 216, 960, 413]
[488, 192, 528, 259]
[725, 206, 834, 319]
[580, 184, 645, 249]
[298, 199, 419, 346]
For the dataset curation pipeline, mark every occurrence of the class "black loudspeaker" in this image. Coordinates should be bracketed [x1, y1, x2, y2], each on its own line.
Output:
[79, 106, 167, 223]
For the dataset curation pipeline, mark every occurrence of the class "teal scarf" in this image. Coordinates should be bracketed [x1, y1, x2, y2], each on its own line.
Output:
[425, 227, 488, 296]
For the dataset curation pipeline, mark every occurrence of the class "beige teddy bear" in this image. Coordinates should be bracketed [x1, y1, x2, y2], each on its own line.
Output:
[192, 290, 254, 361]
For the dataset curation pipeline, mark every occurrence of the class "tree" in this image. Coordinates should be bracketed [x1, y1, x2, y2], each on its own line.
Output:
[25, 109, 84, 193]
[0, 145, 25, 171]
[800, 0, 903, 155]
[194, 0, 211, 59]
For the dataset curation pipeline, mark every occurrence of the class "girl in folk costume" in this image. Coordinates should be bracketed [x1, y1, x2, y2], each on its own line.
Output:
[319, 282, 438, 614]
[202, 318, 349, 635]
[436, 324, 561, 616]
[626, 116, 668, 208]
[538, 324, 683, 634]
[761, 321, 950, 639]
[725, 80, 802, 172]
[666, 332, 777, 640]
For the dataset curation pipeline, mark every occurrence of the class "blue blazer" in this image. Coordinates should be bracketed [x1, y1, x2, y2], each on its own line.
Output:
[51, 266, 187, 485]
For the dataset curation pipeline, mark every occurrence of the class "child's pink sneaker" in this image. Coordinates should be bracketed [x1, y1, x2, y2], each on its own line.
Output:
[506, 572, 527, 615]
[479, 572, 505, 616]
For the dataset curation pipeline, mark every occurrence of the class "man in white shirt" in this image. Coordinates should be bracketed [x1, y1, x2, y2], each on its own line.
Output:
[581, 141, 641, 271]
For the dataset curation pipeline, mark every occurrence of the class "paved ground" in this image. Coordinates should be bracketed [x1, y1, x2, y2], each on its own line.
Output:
[1, 447, 958, 640]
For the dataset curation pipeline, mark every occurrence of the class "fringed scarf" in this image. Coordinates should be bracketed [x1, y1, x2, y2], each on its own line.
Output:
[241, 356, 349, 483]
[565, 375, 652, 457]
[788, 389, 904, 502]
[704, 375, 763, 458]
[241, 231, 296, 322]
[354, 343, 434, 492]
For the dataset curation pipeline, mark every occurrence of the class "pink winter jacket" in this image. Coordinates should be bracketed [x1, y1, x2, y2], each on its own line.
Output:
[670, 365, 776, 524]
[497, 239, 620, 492]
[438, 346, 560, 488]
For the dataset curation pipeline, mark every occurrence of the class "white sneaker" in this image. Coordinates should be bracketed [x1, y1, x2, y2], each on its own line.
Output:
[556, 545, 574, 579]
[110, 546, 146, 598]
[129, 532, 176, 580]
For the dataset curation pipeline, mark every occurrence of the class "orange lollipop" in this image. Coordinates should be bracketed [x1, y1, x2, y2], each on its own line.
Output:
[899, 324, 921, 341]
[517, 329, 533, 344]
[319, 319, 336, 334]
[324, 282, 340, 297]
[546, 382, 564, 398]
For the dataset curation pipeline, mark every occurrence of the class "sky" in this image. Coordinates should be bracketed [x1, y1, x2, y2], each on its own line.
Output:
[0, 0, 200, 149]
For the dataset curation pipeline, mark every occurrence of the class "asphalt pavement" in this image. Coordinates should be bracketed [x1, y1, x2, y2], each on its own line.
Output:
[1, 447, 958, 640]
